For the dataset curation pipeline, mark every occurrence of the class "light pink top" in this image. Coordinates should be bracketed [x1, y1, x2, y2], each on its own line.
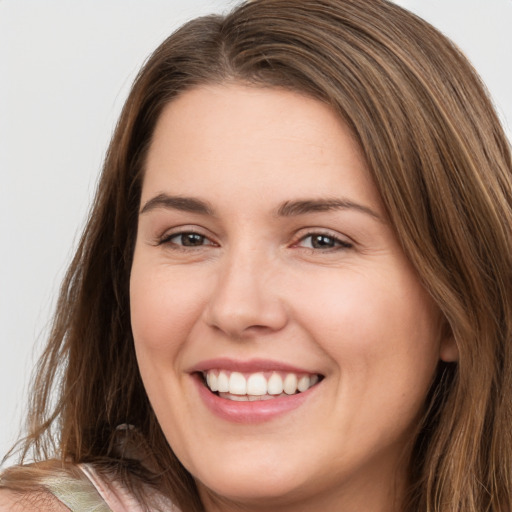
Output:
[80, 464, 147, 512]
[45, 463, 179, 512]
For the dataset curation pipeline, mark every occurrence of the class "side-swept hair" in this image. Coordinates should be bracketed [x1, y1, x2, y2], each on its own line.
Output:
[3, 1, 511, 511]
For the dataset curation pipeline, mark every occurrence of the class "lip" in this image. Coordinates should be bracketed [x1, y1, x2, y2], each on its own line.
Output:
[193, 375, 318, 423]
[189, 357, 317, 374]
[189, 358, 322, 424]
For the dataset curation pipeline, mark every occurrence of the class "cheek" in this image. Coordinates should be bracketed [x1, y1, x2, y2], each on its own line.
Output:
[129, 259, 208, 354]
[297, 266, 439, 348]
[294, 267, 441, 408]
[129, 260, 205, 425]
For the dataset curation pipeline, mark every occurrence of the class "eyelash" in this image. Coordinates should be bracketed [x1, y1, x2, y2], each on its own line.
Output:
[158, 230, 216, 250]
[294, 231, 353, 251]
[157, 229, 353, 253]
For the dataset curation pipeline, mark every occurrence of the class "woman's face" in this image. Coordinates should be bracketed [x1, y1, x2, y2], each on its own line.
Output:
[130, 84, 455, 511]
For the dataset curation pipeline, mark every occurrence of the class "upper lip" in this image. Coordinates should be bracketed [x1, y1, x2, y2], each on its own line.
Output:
[189, 358, 321, 375]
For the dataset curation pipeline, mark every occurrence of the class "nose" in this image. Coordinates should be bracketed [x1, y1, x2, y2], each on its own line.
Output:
[203, 248, 288, 339]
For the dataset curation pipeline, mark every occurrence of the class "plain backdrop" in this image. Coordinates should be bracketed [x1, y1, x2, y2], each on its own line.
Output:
[1, 0, 511, 460]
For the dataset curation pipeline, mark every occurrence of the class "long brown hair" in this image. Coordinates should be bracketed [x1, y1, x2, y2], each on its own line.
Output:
[2, 1, 512, 511]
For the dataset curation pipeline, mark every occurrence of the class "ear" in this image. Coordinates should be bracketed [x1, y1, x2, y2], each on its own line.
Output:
[439, 323, 459, 362]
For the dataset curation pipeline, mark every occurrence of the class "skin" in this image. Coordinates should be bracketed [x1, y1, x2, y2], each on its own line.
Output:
[130, 83, 457, 512]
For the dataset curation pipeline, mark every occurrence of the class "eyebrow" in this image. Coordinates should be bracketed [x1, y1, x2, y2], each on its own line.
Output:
[276, 198, 382, 221]
[140, 193, 382, 221]
[140, 193, 214, 215]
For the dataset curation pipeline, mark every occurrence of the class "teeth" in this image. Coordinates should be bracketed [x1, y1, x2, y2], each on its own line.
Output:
[228, 394, 249, 401]
[297, 375, 310, 392]
[229, 372, 247, 395]
[217, 371, 229, 393]
[283, 373, 298, 395]
[203, 369, 320, 399]
[267, 372, 284, 395]
[206, 372, 218, 392]
[247, 373, 267, 395]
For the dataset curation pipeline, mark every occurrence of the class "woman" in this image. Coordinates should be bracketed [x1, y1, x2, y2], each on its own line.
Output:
[1, 0, 511, 511]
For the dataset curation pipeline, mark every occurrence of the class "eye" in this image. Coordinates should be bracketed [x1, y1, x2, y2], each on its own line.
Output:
[160, 231, 215, 248]
[296, 232, 352, 250]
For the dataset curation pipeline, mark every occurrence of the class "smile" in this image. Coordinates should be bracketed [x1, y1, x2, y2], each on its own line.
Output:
[202, 370, 321, 401]
[191, 360, 324, 422]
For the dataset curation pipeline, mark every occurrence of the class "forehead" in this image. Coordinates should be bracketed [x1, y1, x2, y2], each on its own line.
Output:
[142, 83, 383, 215]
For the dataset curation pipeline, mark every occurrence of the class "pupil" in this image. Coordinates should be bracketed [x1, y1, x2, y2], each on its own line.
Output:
[312, 235, 334, 248]
[182, 233, 203, 246]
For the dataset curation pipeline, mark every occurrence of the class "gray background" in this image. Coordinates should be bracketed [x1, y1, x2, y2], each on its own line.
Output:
[1, 0, 511, 459]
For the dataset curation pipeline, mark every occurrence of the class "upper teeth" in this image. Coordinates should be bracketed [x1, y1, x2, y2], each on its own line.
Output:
[204, 370, 319, 396]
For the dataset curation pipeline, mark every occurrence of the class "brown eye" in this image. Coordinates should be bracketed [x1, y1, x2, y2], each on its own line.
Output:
[310, 234, 337, 249]
[298, 233, 352, 250]
[165, 232, 211, 247]
[183, 233, 206, 246]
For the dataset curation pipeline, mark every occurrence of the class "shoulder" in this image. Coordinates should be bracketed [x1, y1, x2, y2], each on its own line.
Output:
[1, 460, 178, 511]
[0, 487, 69, 511]
[0, 461, 97, 511]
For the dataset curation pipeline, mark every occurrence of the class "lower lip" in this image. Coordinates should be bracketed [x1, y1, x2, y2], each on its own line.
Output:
[192, 374, 317, 423]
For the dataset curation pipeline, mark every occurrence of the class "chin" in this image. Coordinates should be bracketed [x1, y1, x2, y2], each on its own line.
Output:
[196, 475, 309, 511]
[194, 460, 310, 505]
